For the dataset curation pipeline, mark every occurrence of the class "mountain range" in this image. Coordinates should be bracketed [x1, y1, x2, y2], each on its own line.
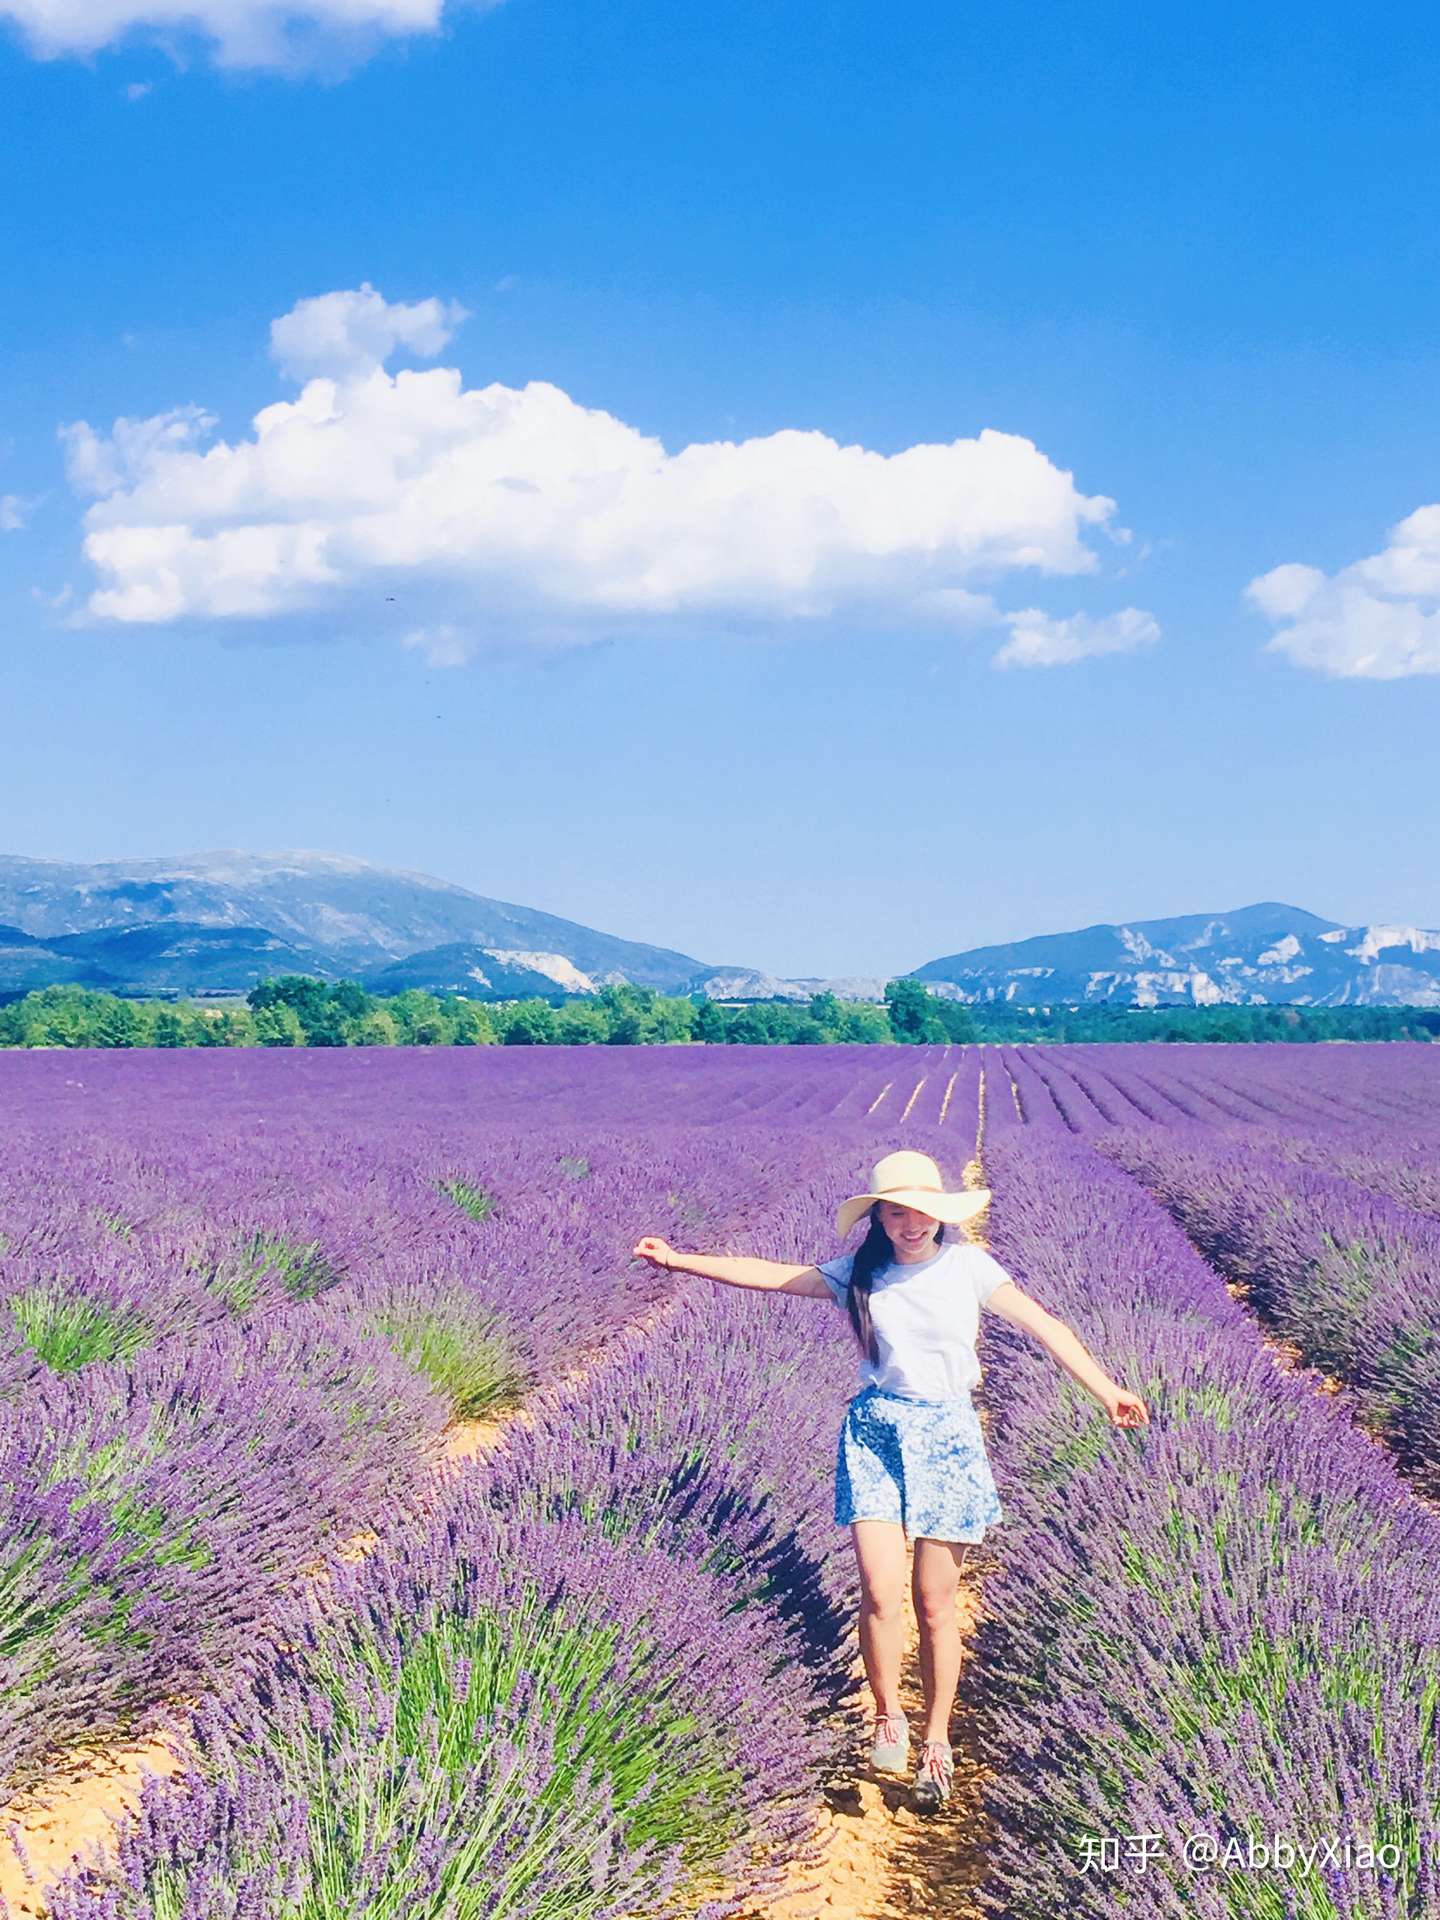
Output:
[1, 852, 1438, 1008]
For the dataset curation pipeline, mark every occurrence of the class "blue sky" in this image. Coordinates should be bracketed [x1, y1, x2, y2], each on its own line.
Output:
[4, 0, 1439, 976]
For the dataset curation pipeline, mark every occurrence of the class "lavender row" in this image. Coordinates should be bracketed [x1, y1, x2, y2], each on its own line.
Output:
[1138, 1042, 1440, 1132]
[977, 1048, 1075, 1139]
[1250, 1127, 1440, 1221]
[1000, 1043, 1440, 1141]
[0, 1121, 791, 1396]
[0, 1037, 972, 1397]
[0, 1110, 854, 1796]
[1096, 1125, 1440, 1497]
[969, 1128, 1440, 1918]
[40, 1136, 894, 1919]
[0, 1043, 913, 1136]
[1051, 1048, 1440, 1471]
[0, 1308, 449, 1792]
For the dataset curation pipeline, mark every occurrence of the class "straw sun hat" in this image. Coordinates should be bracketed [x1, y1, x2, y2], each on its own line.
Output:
[835, 1149, 991, 1240]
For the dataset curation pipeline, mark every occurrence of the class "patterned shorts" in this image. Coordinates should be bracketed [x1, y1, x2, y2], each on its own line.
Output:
[835, 1384, 1004, 1544]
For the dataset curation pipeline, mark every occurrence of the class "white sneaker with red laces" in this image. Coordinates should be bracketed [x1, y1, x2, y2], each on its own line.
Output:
[869, 1710, 910, 1774]
[912, 1738, 954, 1811]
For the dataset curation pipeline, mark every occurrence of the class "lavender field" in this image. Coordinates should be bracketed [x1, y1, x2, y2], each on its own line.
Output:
[3, 1040, 1439, 1918]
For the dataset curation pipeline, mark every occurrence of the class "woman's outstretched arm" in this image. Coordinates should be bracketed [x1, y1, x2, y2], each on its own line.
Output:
[632, 1236, 832, 1297]
[985, 1283, 1150, 1428]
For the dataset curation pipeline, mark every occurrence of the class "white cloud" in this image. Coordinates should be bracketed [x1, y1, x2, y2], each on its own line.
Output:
[991, 606, 1161, 669]
[269, 285, 468, 382]
[61, 406, 214, 498]
[60, 286, 1148, 651]
[1, 493, 35, 532]
[0, 0, 492, 67]
[122, 78, 153, 97]
[1246, 506, 1440, 678]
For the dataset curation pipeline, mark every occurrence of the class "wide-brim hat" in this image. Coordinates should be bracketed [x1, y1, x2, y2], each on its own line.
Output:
[835, 1149, 990, 1240]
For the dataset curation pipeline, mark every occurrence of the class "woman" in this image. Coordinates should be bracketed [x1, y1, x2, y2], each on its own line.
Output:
[633, 1148, 1148, 1815]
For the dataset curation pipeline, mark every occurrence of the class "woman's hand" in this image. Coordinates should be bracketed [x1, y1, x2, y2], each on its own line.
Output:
[1100, 1383, 1150, 1428]
[632, 1236, 676, 1270]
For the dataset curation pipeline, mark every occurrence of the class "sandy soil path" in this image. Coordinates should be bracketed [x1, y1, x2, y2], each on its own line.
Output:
[723, 1535, 994, 1920]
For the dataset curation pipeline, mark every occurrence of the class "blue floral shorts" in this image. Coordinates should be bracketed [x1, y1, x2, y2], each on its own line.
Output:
[835, 1385, 1004, 1544]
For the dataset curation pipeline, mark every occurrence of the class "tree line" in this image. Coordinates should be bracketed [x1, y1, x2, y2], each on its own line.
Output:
[1, 976, 1436, 1048]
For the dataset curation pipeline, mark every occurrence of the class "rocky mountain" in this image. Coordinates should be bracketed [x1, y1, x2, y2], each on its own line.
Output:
[0, 921, 341, 995]
[2, 855, 1437, 1008]
[0, 852, 716, 998]
[685, 968, 890, 1004]
[910, 902, 1440, 1008]
[361, 942, 613, 999]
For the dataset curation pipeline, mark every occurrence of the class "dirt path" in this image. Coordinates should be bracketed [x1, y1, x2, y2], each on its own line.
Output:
[721, 1529, 993, 1920]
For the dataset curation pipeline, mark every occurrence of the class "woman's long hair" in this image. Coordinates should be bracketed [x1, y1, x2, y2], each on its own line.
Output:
[845, 1204, 946, 1366]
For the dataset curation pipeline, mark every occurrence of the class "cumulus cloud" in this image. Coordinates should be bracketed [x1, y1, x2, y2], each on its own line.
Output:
[59, 286, 1151, 655]
[1246, 506, 1440, 678]
[269, 285, 468, 382]
[61, 405, 214, 498]
[1, 0, 498, 67]
[991, 606, 1161, 669]
[1, 493, 35, 531]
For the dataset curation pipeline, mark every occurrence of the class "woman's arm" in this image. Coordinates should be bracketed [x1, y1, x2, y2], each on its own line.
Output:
[632, 1236, 831, 1296]
[985, 1283, 1150, 1428]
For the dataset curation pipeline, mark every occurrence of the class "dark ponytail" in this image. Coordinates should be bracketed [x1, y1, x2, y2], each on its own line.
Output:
[845, 1204, 946, 1365]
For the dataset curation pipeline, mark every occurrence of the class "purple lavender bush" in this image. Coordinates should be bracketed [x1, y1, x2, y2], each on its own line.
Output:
[964, 1129, 1440, 1918]
[45, 1494, 832, 1920]
[32, 1112, 917, 1919]
[1098, 1126, 1440, 1496]
[0, 1306, 448, 1791]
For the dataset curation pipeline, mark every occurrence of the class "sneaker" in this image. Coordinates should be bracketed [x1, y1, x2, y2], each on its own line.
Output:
[911, 1738, 954, 1811]
[869, 1709, 910, 1774]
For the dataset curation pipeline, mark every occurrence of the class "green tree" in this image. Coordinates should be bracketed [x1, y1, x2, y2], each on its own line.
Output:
[692, 999, 728, 1044]
[353, 1007, 400, 1046]
[248, 975, 357, 1046]
[387, 990, 449, 1045]
[934, 999, 979, 1043]
[501, 999, 556, 1045]
[216, 1008, 257, 1046]
[651, 996, 696, 1043]
[152, 1008, 188, 1048]
[303, 1006, 350, 1047]
[252, 1003, 305, 1047]
[840, 1003, 893, 1043]
[188, 1006, 231, 1046]
[444, 998, 496, 1046]
[807, 990, 843, 1036]
[554, 1002, 610, 1045]
[248, 975, 326, 1016]
[19, 985, 95, 1047]
[883, 978, 946, 1044]
[328, 980, 374, 1024]
[597, 982, 658, 1045]
[727, 1003, 788, 1044]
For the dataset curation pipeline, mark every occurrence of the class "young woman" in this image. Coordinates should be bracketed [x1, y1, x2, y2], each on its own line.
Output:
[633, 1148, 1149, 1814]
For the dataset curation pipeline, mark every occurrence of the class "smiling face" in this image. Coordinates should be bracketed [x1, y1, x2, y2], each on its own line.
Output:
[876, 1198, 941, 1261]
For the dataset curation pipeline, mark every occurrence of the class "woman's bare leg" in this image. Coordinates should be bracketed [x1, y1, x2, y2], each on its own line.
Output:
[912, 1539, 970, 1742]
[850, 1520, 908, 1717]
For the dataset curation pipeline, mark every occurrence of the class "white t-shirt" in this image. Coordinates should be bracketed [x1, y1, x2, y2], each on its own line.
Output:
[816, 1240, 1015, 1403]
